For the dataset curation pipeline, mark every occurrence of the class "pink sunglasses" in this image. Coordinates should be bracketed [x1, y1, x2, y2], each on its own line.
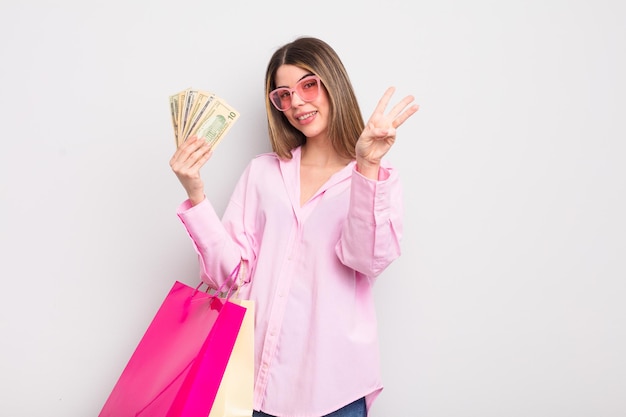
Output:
[268, 75, 322, 111]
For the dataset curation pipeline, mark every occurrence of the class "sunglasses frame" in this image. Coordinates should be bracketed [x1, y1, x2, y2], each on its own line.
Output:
[268, 75, 322, 111]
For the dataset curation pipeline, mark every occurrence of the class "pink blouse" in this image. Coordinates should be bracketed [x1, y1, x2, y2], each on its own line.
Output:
[177, 146, 403, 417]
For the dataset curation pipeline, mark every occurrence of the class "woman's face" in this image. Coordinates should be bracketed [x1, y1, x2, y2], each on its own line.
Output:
[273, 64, 330, 141]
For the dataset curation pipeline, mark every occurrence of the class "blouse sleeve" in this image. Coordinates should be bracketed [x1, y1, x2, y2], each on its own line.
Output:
[176, 163, 256, 289]
[335, 164, 404, 278]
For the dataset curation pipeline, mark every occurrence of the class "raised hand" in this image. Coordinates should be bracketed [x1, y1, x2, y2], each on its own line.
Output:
[355, 87, 419, 178]
[169, 136, 213, 205]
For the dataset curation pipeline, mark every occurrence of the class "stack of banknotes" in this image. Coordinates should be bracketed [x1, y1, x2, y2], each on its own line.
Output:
[169, 88, 240, 148]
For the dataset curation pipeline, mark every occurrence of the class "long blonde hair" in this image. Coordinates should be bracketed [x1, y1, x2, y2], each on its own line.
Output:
[264, 37, 364, 160]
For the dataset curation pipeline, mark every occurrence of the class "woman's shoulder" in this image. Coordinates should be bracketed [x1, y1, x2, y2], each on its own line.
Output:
[251, 151, 280, 162]
[246, 151, 280, 170]
[249, 147, 299, 168]
[240, 152, 283, 177]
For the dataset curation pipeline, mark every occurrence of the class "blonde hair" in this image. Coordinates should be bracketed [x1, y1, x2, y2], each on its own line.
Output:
[264, 37, 364, 160]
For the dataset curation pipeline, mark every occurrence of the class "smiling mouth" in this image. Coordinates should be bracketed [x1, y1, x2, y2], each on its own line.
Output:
[297, 111, 317, 121]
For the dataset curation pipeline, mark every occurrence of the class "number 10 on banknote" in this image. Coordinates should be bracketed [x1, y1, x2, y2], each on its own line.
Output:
[169, 88, 240, 149]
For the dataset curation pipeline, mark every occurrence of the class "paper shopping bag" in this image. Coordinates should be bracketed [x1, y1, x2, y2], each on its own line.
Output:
[209, 298, 255, 417]
[98, 281, 247, 417]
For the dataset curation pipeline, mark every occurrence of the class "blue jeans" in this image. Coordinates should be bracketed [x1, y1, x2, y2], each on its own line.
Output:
[253, 397, 366, 417]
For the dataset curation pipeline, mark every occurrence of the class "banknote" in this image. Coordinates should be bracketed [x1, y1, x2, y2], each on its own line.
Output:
[174, 89, 188, 143]
[181, 90, 215, 145]
[169, 94, 182, 144]
[195, 99, 239, 149]
[169, 88, 239, 149]
[179, 89, 197, 141]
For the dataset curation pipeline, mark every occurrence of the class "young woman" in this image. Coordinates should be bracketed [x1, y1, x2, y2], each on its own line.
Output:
[170, 36, 418, 417]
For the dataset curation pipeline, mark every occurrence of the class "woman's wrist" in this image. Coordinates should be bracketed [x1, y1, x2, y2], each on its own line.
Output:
[356, 158, 380, 180]
[188, 191, 206, 206]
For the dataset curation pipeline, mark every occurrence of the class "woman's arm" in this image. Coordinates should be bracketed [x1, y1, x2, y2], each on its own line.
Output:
[336, 165, 404, 278]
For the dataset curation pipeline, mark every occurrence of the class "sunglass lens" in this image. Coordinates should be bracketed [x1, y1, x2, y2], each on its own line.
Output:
[297, 77, 319, 101]
[270, 88, 291, 111]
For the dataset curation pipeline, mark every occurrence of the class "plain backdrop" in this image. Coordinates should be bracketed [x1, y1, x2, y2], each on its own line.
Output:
[1, 0, 625, 416]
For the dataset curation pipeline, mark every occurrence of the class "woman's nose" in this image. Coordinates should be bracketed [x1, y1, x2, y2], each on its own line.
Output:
[290, 91, 306, 107]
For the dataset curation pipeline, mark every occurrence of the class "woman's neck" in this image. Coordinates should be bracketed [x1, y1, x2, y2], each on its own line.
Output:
[301, 140, 351, 168]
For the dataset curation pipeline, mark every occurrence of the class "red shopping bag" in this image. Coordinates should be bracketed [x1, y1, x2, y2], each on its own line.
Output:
[98, 280, 247, 417]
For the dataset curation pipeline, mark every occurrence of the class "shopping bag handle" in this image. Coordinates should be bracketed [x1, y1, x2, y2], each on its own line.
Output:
[193, 262, 242, 301]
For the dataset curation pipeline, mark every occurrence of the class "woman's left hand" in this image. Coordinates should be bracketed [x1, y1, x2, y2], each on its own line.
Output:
[355, 87, 419, 177]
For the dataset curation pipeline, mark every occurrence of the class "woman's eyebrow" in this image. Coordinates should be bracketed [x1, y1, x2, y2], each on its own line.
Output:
[276, 73, 315, 89]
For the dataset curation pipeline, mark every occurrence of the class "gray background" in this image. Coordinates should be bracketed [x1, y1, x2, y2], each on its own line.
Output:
[1, 0, 625, 416]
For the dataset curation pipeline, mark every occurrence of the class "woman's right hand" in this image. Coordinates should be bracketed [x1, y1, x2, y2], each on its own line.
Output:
[169, 136, 213, 206]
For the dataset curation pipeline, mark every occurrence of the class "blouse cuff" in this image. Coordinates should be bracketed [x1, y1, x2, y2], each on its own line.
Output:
[350, 166, 396, 225]
[176, 198, 226, 250]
